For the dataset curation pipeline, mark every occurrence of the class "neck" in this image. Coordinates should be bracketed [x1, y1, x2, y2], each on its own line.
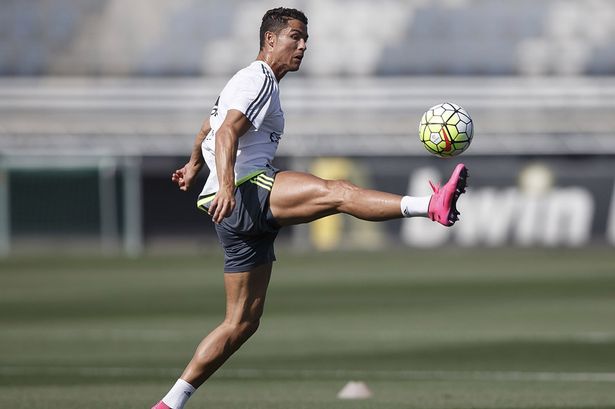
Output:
[256, 53, 286, 82]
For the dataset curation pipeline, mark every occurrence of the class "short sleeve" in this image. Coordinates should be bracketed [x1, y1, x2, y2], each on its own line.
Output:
[223, 68, 274, 130]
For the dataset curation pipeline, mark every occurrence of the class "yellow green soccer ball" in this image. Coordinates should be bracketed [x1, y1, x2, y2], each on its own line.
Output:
[419, 102, 473, 157]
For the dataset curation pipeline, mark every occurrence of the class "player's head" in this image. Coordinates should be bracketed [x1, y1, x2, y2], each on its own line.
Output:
[259, 8, 308, 50]
[259, 7, 308, 73]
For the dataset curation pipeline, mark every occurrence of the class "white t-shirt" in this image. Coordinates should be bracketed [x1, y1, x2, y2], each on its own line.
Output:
[198, 60, 284, 203]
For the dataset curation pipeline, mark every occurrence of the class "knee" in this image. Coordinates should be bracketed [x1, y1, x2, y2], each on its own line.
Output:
[229, 318, 260, 344]
[240, 319, 260, 340]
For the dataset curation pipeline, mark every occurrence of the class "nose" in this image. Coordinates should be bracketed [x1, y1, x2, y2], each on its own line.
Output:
[298, 39, 307, 51]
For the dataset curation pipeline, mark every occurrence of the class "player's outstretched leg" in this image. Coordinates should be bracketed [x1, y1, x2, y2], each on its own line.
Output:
[269, 164, 468, 227]
[427, 163, 468, 226]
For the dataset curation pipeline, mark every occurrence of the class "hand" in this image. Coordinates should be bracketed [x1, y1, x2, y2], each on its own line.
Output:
[171, 163, 199, 191]
[208, 186, 235, 224]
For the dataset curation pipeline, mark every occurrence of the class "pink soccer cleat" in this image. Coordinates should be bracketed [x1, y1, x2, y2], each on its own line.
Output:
[151, 401, 172, 409]
[428, 163, 468, 226]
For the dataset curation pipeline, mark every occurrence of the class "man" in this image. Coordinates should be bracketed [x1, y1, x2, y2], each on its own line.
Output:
[153, 7, 467, 409]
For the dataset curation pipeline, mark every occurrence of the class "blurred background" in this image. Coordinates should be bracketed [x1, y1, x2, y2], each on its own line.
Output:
[1, 0, 615, 256]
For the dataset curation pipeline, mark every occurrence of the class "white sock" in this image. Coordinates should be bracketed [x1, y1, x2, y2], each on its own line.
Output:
[161, 379, 196, 409]
[400, 195, 431, 217]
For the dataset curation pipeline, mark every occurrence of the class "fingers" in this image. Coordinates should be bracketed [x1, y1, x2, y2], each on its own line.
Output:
[210, 200, 227, 224]
[207, 199, 217, 218]
[171, 174, 186, 190]
[171, 170, 183, 184]
[171, 169, 190, 191]
[208, 196, 235, 224]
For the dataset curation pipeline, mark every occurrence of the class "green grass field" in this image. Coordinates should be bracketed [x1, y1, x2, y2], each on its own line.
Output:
[1, 248, 615, 409]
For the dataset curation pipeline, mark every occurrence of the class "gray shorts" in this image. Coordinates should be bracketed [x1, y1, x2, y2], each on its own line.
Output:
[210, 170, 281, 272]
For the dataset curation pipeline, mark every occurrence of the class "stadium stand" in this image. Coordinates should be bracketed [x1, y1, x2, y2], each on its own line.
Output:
[1, 0, 615, 76]
[1, 76, 615, 157]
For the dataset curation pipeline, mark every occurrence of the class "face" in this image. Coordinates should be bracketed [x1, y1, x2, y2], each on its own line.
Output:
[268, 19, 308, 72]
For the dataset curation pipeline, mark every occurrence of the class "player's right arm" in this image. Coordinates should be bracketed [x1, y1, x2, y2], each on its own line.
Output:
[171, 118, 211, 191]
[208, 110, 253, 224]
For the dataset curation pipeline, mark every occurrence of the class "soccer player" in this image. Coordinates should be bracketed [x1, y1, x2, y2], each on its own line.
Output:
[153, 7, 467, 409]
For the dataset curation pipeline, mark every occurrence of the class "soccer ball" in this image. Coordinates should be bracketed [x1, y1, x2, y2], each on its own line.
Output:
[419, 102, 473, 157]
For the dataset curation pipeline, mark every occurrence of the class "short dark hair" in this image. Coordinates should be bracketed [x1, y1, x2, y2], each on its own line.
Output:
[259, 7, 308, 49]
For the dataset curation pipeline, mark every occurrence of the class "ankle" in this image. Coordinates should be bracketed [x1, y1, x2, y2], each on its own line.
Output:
[160, 379, 196, 409]
[401, 195, 431, 217]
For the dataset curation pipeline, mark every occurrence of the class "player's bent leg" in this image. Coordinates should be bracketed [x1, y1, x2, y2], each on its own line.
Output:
[181, 263, 271, 386]
[152, 263, 272, 409]
[269, 171, 404, 226]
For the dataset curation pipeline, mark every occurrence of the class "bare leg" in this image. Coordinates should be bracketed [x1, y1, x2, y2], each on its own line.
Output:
[180, 263, 272, 388]
[270, 170, 403, 226]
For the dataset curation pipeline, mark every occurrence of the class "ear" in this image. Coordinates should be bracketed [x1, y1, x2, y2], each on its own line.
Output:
[265, 31, 276, 48]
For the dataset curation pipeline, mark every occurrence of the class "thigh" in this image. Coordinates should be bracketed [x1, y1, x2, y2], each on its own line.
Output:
[216, 222, 278, 273]
[224, 263, 272, 323]
[269, 171, 340, 226]
[214, 172, 280, 272]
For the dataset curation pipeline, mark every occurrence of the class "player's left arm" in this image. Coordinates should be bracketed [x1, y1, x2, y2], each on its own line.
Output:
[172, 118, 211, 191]
[208, 109, 253, 224]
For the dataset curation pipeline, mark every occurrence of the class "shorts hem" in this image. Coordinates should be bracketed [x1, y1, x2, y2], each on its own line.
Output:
[223, 259, 276, 273]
